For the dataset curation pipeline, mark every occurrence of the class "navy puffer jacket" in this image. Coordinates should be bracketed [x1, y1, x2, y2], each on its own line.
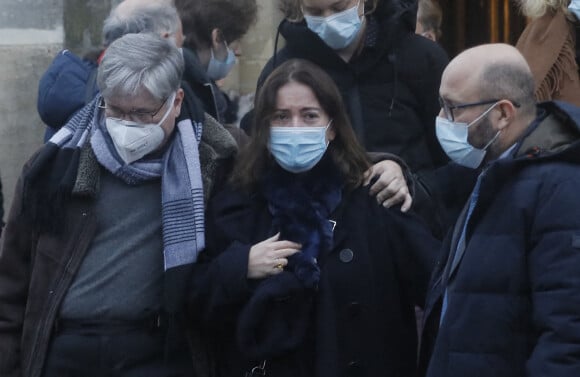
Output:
[419, 101, 580, 377]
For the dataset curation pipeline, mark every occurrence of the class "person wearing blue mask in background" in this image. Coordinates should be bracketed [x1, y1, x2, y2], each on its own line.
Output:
[189, 58, 440, 377]
[240, 0, 450, 237]
[174, 0, 257, 129]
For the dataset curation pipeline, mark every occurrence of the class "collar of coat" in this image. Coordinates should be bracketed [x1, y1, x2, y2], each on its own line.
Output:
[514, 101, 580, 163]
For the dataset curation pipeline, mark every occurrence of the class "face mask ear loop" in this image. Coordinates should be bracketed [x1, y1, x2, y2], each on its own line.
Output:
[482, 129, 501, 152]
[210, 35, 229, 63]
[325, 119, 333, 130]
[156, 92, 177, 127]
[467, 101, 500, 129]
[325, 119, 334, 147]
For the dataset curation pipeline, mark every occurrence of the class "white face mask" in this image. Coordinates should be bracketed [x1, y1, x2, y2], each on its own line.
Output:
[435, 103, 500, 169]
[206, 42, 237, 81]
[268, 122, 331, 173]
[304, 1, 363, 50]
[105, 93, 176, 164]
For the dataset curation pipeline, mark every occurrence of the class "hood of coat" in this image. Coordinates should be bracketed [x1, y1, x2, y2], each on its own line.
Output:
[277, 0, 417, 68]
[470, 100, 580, 218]
[514, 101, 580, 163]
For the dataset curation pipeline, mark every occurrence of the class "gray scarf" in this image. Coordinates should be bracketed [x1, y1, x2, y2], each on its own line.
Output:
[50, 98, 206, 270]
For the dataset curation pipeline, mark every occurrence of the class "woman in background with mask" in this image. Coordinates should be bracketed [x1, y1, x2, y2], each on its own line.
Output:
[174, 0, 257, 125]
[242, 0, 450, 236]
[189, 59, 440, 377]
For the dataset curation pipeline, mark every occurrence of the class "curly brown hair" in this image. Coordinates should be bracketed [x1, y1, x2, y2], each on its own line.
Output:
[174, 0, 258, 50]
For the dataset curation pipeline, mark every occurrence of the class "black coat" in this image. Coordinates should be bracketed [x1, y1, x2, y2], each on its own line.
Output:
[190, 175, 440, 377]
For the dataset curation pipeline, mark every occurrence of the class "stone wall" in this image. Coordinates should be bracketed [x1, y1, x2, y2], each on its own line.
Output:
[0, 0, 282, 221]
[0, 0, 65, 223]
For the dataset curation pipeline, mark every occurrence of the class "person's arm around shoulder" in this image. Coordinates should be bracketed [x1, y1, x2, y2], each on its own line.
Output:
[526, 174, 580, 376]
[364, 153, 414, 211]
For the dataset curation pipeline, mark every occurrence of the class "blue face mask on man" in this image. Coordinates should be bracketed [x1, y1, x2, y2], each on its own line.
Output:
[435, 103, 501, 169]
[206, 41, 237, 81]
[268, 122, 332, 173]
[304, 1, 363, 50]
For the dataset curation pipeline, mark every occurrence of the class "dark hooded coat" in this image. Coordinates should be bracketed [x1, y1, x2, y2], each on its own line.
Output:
[419, 101, 580, 377]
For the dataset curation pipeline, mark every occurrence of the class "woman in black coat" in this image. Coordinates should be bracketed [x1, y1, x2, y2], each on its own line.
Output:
[190, 59, 440, 377]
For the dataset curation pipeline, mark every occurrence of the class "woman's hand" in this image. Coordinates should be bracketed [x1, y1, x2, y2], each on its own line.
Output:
[364, 160, 412, 212]
[247, 233, 301, 279]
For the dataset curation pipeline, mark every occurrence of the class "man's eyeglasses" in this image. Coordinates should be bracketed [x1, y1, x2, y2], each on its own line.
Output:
[98, 97, 168, 124]
[439, 97, 520, 122]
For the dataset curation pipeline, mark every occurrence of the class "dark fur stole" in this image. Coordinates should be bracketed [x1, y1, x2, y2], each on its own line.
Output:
[261, 153, 343, 289]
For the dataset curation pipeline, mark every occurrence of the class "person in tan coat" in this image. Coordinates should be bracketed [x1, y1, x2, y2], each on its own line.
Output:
[515, 0, 580, 106]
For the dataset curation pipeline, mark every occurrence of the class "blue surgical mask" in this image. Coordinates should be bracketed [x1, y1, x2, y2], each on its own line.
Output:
[435, 103, 500, 169]
[268, 122, 331, 173]
[206, 42, 236, 81]
[304, 1, 363, 50]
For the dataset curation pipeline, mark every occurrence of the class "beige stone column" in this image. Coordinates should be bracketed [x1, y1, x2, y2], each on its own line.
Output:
[220, 1, 284, 119]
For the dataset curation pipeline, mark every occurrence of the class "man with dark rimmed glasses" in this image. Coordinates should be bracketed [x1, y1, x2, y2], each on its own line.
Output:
[419, 43, 580, 377]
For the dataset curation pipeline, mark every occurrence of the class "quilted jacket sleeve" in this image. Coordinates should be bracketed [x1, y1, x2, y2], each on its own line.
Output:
[526, 175, 580, 376]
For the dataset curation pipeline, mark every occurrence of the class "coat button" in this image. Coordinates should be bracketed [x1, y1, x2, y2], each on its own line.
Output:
[347, 361, 362, 376]
[339, 248, 354, 263]
[348, 301, 361, 317]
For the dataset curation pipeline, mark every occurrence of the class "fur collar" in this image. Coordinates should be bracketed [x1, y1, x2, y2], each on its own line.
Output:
[261, 155, 343, 288]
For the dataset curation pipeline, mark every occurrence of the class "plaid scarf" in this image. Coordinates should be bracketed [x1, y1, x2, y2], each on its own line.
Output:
[24, 95, 206, 270]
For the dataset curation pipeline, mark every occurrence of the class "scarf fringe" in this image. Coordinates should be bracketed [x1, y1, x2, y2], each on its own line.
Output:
[536, 30, 579, 101]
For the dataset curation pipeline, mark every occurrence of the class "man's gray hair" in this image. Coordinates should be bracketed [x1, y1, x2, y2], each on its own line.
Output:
[480, 62, 536, 115]
[97, 33, 184, 100]
[102, 2, 180, 46]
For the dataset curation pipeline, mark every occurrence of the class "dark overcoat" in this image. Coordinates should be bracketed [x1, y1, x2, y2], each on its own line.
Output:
[419, 101, 580, 377]
[190, 178, 440, 377]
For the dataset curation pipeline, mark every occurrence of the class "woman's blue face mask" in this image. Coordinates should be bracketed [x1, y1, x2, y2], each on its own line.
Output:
[268, 121, 332, 173]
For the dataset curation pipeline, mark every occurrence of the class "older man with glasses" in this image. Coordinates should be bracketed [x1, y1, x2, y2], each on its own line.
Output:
[0, 33, 237, 377]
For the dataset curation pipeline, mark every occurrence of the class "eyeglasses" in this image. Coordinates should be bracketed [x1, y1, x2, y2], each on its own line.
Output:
[439, 97, 521, 122]
[99, 97, 169, 124]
